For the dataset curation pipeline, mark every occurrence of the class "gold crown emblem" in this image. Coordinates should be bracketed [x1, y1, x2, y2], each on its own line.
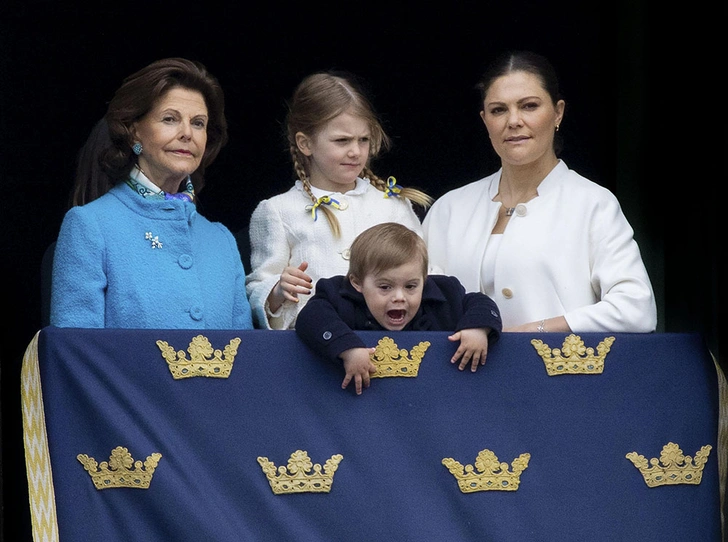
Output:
[156, 335, 241, 379]
[77, 446, 162, 490]
[257, 450, 343, 495]
[626, 442, 712, 487]
[442, 448, 531, 492]
[370, 336, 431, 378]
[530, 333, 615, 376]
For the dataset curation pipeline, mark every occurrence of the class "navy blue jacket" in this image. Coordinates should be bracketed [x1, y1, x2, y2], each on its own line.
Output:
[295, 274, 502, 362]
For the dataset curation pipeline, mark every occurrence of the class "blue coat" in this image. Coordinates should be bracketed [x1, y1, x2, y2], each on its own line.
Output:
[50, 183, 253, 329]
[295, 274, 502, 362]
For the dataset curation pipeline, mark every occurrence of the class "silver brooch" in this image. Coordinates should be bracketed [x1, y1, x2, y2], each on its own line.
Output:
[145, 231, 163, 249]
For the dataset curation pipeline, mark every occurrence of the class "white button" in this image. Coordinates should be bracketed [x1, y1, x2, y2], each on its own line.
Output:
[338, 199, 349, 210]
[341, 248, 351, 260]
[515, 204, 527, 217]
[502, 288, 513, 299]
[323, 331, 332, 340]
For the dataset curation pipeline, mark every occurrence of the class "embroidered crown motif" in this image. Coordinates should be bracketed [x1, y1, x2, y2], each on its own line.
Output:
[156, 335, 241, 379]
[442, 448, 531, 493]
[370, 336, 431, 378]
[626, 442, 712, 487]
[257, 450, 343, 495]
[77, 446, 162, 490]
[530, 334, 615, 375]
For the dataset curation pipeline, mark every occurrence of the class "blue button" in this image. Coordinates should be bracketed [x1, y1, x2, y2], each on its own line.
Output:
[178, 254, 193, 269]
[190, 306, 203, 321]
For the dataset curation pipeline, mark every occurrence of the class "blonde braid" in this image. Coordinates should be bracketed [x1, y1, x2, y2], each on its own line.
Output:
[291, 144, 342, 237]
[363, 166, 433, 209]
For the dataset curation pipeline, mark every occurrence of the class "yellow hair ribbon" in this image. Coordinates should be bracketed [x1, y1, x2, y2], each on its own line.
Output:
[383, 176, 402, 198]
[306, 195, 341, 221]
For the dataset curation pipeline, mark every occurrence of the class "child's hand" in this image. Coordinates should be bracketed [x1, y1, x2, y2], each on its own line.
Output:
[340, 347, 377, 395]
[448, 328, 490, 372]
[269, 262, 313, 311]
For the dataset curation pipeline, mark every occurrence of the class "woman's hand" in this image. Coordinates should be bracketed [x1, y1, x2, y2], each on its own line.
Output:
[267, 261, 312, 312]
[449, 328, 490, 372]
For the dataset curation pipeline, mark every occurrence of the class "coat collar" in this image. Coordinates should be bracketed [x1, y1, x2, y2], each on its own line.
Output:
[108, 182, 197, 222]
[490, 159, 567, 200]
[294, 177, 370, 199]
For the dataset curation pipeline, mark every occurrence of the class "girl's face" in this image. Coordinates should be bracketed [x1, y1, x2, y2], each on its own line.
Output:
[296, 111, 371, 192]
[480, 71, 564, 169]
[132, 87, 208, 193]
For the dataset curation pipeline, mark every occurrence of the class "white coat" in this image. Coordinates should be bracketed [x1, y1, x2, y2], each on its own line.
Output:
[246, 178, 424, 329]
[422, 161, 657, 332]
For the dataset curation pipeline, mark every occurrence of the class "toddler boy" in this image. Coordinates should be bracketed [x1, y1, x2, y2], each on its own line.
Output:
[295, 222, 502, 394]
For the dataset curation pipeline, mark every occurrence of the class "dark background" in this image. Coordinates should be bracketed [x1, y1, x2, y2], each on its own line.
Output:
[0, 1, 722, 540]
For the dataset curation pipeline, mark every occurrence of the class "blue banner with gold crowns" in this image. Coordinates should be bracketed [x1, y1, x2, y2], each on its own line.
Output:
[22, 328, 722, 541]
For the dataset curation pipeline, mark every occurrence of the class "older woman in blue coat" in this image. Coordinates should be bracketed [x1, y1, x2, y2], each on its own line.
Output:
[51, 58, 253, 329]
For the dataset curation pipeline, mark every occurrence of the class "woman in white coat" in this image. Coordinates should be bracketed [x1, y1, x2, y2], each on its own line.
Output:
[423, 51, 656, 333]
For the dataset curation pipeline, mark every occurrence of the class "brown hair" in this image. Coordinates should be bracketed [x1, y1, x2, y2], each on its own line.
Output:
[285, 72, 432, 236]
[348, 222, 428, 282]
[476, 50, 564, 155]
[71, 57, 227, 206]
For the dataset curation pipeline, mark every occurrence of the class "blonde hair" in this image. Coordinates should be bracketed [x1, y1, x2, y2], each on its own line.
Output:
[348, 223, 428, 281]
[285, 72, 432, 237]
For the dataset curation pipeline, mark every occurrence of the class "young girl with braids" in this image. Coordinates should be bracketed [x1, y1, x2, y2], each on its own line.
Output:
[246, 71, 432, 329]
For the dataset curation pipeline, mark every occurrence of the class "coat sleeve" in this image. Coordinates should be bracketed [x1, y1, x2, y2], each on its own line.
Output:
[436, 276, 502, 342]
[294, 277, 367, 362]
[217, 224, 254, 330]
[245, 198, 300, 329]
[564, 193, 657, 333]
[50, 207, 107, 328]
[458, 292, 503, 343]
[426, 275, 502, 342]
[422, 197, 450, 276]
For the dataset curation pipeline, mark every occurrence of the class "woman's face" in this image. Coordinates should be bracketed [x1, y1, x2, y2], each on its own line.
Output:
[132, 87, 208, 191]
[480, 71, 564, 168]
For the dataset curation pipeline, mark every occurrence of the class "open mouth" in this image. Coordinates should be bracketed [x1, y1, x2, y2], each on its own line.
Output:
[386, 309, 406, 325]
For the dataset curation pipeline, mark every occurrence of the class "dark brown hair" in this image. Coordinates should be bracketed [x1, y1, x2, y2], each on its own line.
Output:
[476, 50, 564, 155]
[71, 58, 227, 206]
